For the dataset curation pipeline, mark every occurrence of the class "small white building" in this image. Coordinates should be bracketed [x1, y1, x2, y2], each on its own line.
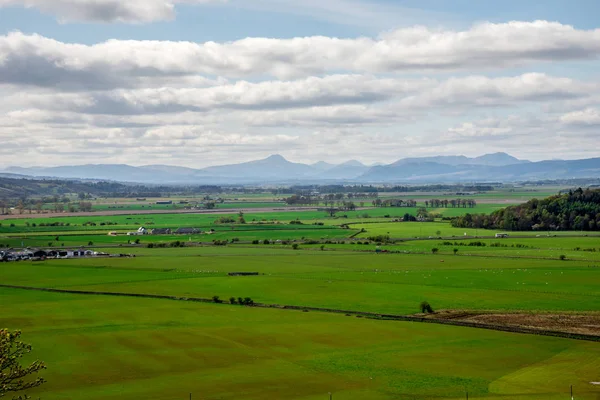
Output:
[127, 227, 148, 236]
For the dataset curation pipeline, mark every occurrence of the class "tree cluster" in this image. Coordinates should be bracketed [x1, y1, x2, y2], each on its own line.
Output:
[425, 199, 476, 208]
[371, 199, 418, 207]
[451, 188, 600, 231]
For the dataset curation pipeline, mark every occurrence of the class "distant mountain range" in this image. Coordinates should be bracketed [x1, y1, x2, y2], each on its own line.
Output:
[4, 153, 600, 184]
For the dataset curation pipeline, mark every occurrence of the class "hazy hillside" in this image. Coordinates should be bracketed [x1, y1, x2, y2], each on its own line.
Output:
[4, 153, 599, 184]
[199, 154, 314, 179]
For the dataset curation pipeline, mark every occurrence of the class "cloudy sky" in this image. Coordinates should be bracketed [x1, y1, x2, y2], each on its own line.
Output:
[1, 0, 600, 167]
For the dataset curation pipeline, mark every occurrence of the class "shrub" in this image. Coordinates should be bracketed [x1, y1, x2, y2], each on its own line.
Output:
[88, 241, 94, 246]
[252, 240, 260, 245]
[237, 297, 244, 305]
[134, 238, 140, 244]
[420, 301, 434, 313]
[229, 297, 236, 304]
[559, 254, 566, 260]
[212, 295, 223, 303]
[263, 239, 270, 245]
[367, 235, 390, 243]
[215, 216, 235, 224]
[431, 248, 439, 254]
[147, 243, 155, 248]
[453, 248, 458, 255]
[320, 245, 325, 251]
[292, 243, 299, 250]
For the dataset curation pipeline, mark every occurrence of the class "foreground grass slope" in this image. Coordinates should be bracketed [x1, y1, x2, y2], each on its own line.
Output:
[2, 288, 599, 400]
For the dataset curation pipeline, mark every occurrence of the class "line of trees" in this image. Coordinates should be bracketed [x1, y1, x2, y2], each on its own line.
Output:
[425, 199, 477, 208]
[451, 188, 600, 231]
[372, 199, 418, 207]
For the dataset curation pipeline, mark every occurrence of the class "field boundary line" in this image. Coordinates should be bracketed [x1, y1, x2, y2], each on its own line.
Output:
[1, 284, 598, 343]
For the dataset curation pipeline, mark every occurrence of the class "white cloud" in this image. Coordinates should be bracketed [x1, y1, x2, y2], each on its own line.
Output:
[1, 20, 600, 166]
[2, 21, 600, 85]
[3, 73, 590, 118]
[231, 0, 447, 30]
[0, 0, 224, 23]
[438, 115, 600, 160]
[560, 108, 600, 126]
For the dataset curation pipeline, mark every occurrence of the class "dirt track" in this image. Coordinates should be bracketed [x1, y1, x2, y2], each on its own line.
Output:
[0, 207, 324, 221]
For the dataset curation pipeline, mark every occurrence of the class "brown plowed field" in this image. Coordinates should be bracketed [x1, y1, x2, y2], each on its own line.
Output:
[426, 310, 600, 337]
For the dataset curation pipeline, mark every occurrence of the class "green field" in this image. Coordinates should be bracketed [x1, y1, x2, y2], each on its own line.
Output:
[3, 199, 600, 400]
[2, 287, 599, 400]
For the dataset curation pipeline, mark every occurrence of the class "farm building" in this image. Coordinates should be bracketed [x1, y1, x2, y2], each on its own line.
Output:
[175, 227, 200, 234]
[495, 233, 509, 238]
[127, 227, 148, 236]
[33, 250, 48, 258]
[151, 228, 172, 235]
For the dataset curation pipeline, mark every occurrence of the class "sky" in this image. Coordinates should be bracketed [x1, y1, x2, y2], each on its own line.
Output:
[1, 0, 600, 168]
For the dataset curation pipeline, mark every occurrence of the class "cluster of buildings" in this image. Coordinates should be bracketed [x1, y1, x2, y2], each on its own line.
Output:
[0, 249, 110, 262]
[122, 227, 202, 236]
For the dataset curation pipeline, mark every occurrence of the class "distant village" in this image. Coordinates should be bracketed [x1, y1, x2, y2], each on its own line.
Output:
[0, 249, 135, 262]
[1, 225, 207, 262]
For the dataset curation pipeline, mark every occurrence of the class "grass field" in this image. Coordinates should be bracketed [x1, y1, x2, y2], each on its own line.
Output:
[2, 288, 600, 400]
[3, 196, 600, 400]
[0, 204, 508, 233]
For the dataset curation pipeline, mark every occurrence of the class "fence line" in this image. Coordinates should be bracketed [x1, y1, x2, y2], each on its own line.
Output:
[1, 284, 598, 342]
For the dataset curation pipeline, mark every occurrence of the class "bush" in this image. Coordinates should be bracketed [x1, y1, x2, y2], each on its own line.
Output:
[212, 295, 223, 303]
[453, 248, 458, 255]
[559, 254, 567, 260]
[229, 297, 236, 304]
[431, 248, 439, 254]
[320, 245, 325, 251]
[252, 240, 260, 245]
[263, 239, 270, 245]
[367, 235, 390, 243]
[420, 301, 434, 313]
[134, 238, 140, 244]
[292, 243, 299, 250]
[88, 241, 94, 246]
[215, 216, 235, 224]
[147, 243, 155, 248]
